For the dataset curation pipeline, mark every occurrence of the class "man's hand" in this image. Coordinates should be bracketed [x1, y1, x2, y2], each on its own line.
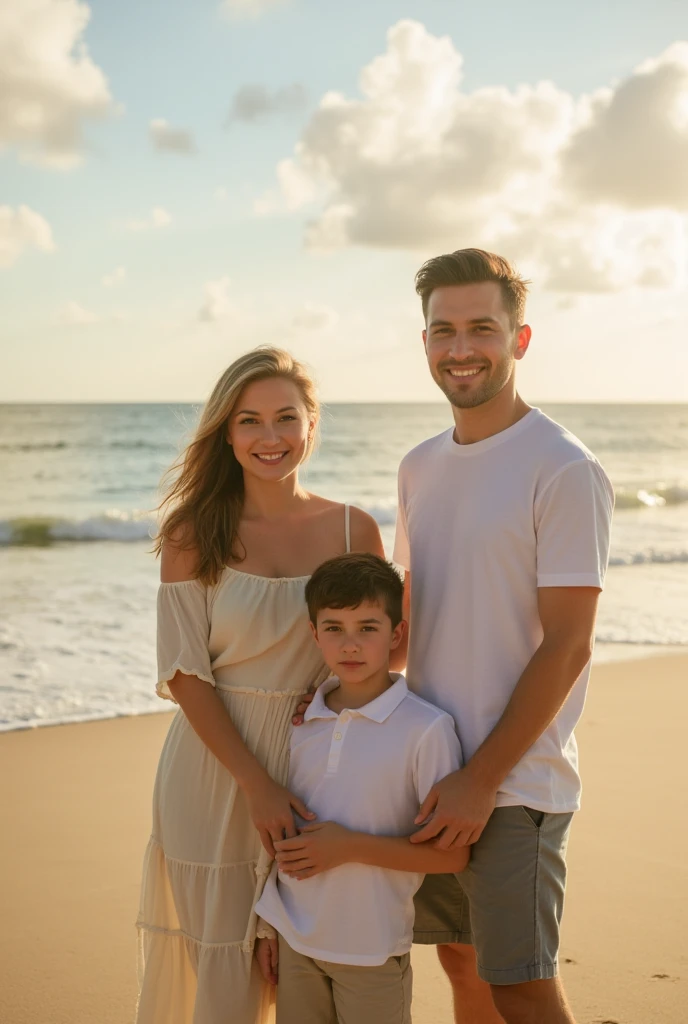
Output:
[292, 691, 315, 726]
[255, 937, 278, 985]
[274, 822, 352, 879]
[410, 768, 498, 849]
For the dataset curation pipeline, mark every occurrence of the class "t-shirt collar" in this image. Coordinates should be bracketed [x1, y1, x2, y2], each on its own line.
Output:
[305, 673, 408, 724]
[443, 406, 541, 457]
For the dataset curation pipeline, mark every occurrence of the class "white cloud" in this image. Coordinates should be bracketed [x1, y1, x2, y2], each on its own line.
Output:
[123, 207, 172, 232]
[101, 266, 126, 288]
[0, 0, 115, 168]
[501, 205, 687, 293]
[291, 303, 338, 333]
[220, 0, 285, 18]
[214, 186, 228, 202]
[264, 20, 688, 294]
[0, 205, 56, 268]
[228, 83, 306, 123]
[149, 118, 196, 154]
[199, 276, 234, 322]
[255, 159, 318, 216]
[58, 300, 99, 325]
[561, 43, 688, 209]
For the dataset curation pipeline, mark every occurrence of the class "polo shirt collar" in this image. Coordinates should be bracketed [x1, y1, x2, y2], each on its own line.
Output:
[305, 673, 408, 724]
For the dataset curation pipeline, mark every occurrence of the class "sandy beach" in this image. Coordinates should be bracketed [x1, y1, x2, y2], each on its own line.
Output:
[1, 653, 686, 1024]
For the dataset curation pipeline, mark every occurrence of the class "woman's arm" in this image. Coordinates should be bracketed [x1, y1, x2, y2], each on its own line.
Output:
[274, 821, 468, 879]
[162, 538, 314, 856]
[390, 570, 410, 672]
[168, 672, 313, 855]
[348, 505, 385, 557]
[347, 508, 409, 673]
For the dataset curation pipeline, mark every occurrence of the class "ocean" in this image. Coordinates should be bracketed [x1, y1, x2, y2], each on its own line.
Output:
[1, 402, 687, 732]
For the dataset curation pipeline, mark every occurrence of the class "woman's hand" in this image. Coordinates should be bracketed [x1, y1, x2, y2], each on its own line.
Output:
[274, 822, 354, 879]
[291, 691, 315, 726]
[255, 937, 278, 986]
[244, 774, 316, 857]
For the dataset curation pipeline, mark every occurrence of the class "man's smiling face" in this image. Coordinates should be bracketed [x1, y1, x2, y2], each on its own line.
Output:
[423, 281, 530, 409]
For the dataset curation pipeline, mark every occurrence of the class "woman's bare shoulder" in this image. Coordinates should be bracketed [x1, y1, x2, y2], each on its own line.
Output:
[160, 523, 200, 583]
[347, 505, 384, 556]
[303, 493, 341, 513]
[304, 494, 383, 556]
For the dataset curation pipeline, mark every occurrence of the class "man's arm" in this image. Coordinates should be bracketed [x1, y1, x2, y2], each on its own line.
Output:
[275, 821, 468, 880]
[411, 585, 600, 849]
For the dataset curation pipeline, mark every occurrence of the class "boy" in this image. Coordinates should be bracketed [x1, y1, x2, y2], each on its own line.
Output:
[254, 553, 467, 1024]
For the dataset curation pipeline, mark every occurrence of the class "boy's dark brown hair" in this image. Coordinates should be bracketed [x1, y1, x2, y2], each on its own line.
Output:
[415, 247, 530, 328]
[305, 553, 404, 627]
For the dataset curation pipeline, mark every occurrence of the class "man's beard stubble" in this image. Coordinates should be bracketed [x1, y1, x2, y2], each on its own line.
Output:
[434, 355, 514, 410]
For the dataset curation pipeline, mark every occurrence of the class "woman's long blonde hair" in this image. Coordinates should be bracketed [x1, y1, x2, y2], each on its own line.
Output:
[156, 347, 320, 585]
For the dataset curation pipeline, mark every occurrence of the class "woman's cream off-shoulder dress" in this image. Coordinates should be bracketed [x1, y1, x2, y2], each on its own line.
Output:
[135, 558, 335, 1024]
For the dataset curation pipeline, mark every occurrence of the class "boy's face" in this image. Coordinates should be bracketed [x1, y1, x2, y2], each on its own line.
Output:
[311, 600, 405, 685]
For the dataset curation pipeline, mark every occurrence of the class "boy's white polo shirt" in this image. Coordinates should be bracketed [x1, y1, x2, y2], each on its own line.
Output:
[255, 673, 462, 966]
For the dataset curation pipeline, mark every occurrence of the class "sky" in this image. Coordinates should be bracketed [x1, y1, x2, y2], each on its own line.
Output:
[1, 0, 688, 404]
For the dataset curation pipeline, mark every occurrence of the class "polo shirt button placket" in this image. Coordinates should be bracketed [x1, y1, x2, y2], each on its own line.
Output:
[326, 712, 351, 774]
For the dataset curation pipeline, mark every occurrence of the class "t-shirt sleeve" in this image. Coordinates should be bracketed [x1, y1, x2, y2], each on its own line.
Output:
[156, 579, 215, 702]
[393, 465, 411, 571]
[535, 459, 615, 589]
[414, 714, 463, 804]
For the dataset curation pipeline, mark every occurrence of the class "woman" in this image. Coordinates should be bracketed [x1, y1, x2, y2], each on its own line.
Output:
[136, 348, 384, 1024]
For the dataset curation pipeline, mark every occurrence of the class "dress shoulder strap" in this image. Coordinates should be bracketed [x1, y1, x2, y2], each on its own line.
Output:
[344, 503, 351, 553]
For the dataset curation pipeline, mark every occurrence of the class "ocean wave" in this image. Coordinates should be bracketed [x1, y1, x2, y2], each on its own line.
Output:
[354, 503, 398, 526]
[608, 549, 688, 567]
[0, 506, 399, 544]
[0, 440, 170, 453]
[614, 485, 688, 509]
[0, 441, 68, 452]
[2, 502, 688, 565]
[0, 513, 155, 546]
[595, 635, 688, 647]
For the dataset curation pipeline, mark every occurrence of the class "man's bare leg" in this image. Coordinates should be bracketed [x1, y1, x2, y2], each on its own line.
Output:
[436, 944, 504, 1024]
[490, 977, 576, 1024]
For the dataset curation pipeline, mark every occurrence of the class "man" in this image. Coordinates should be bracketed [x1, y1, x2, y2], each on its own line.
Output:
[394, 249, 614, 1024]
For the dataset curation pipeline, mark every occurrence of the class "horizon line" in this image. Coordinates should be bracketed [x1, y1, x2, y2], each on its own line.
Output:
[0, 399, 686, 407]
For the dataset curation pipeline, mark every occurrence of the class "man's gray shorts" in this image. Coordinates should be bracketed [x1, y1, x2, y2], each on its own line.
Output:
[413, 806, 573, 985]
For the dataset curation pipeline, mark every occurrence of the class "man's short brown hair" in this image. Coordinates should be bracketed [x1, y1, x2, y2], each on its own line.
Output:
[305, 553, 404, 627]
[415, 248, 529, 327]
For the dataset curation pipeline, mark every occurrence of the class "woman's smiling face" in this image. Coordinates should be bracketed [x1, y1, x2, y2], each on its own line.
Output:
[227, 376, 316, 482]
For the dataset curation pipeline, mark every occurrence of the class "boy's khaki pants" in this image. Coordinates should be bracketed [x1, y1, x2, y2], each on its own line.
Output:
[276, 935, 412, 1024]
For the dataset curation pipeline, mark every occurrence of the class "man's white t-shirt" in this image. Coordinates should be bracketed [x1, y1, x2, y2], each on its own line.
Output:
[255, 674, 462, 966]
[393, 408, 614, 813]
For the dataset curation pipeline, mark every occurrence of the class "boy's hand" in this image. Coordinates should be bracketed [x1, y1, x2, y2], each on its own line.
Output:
[255, 937, 279, 986]
[275, 822, 353, 879]
[292, 691, 315, 726]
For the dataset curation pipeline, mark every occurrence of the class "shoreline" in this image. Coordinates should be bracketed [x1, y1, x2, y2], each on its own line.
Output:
[1, 653, 686, 1023]
[1, 643, 686, 735]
